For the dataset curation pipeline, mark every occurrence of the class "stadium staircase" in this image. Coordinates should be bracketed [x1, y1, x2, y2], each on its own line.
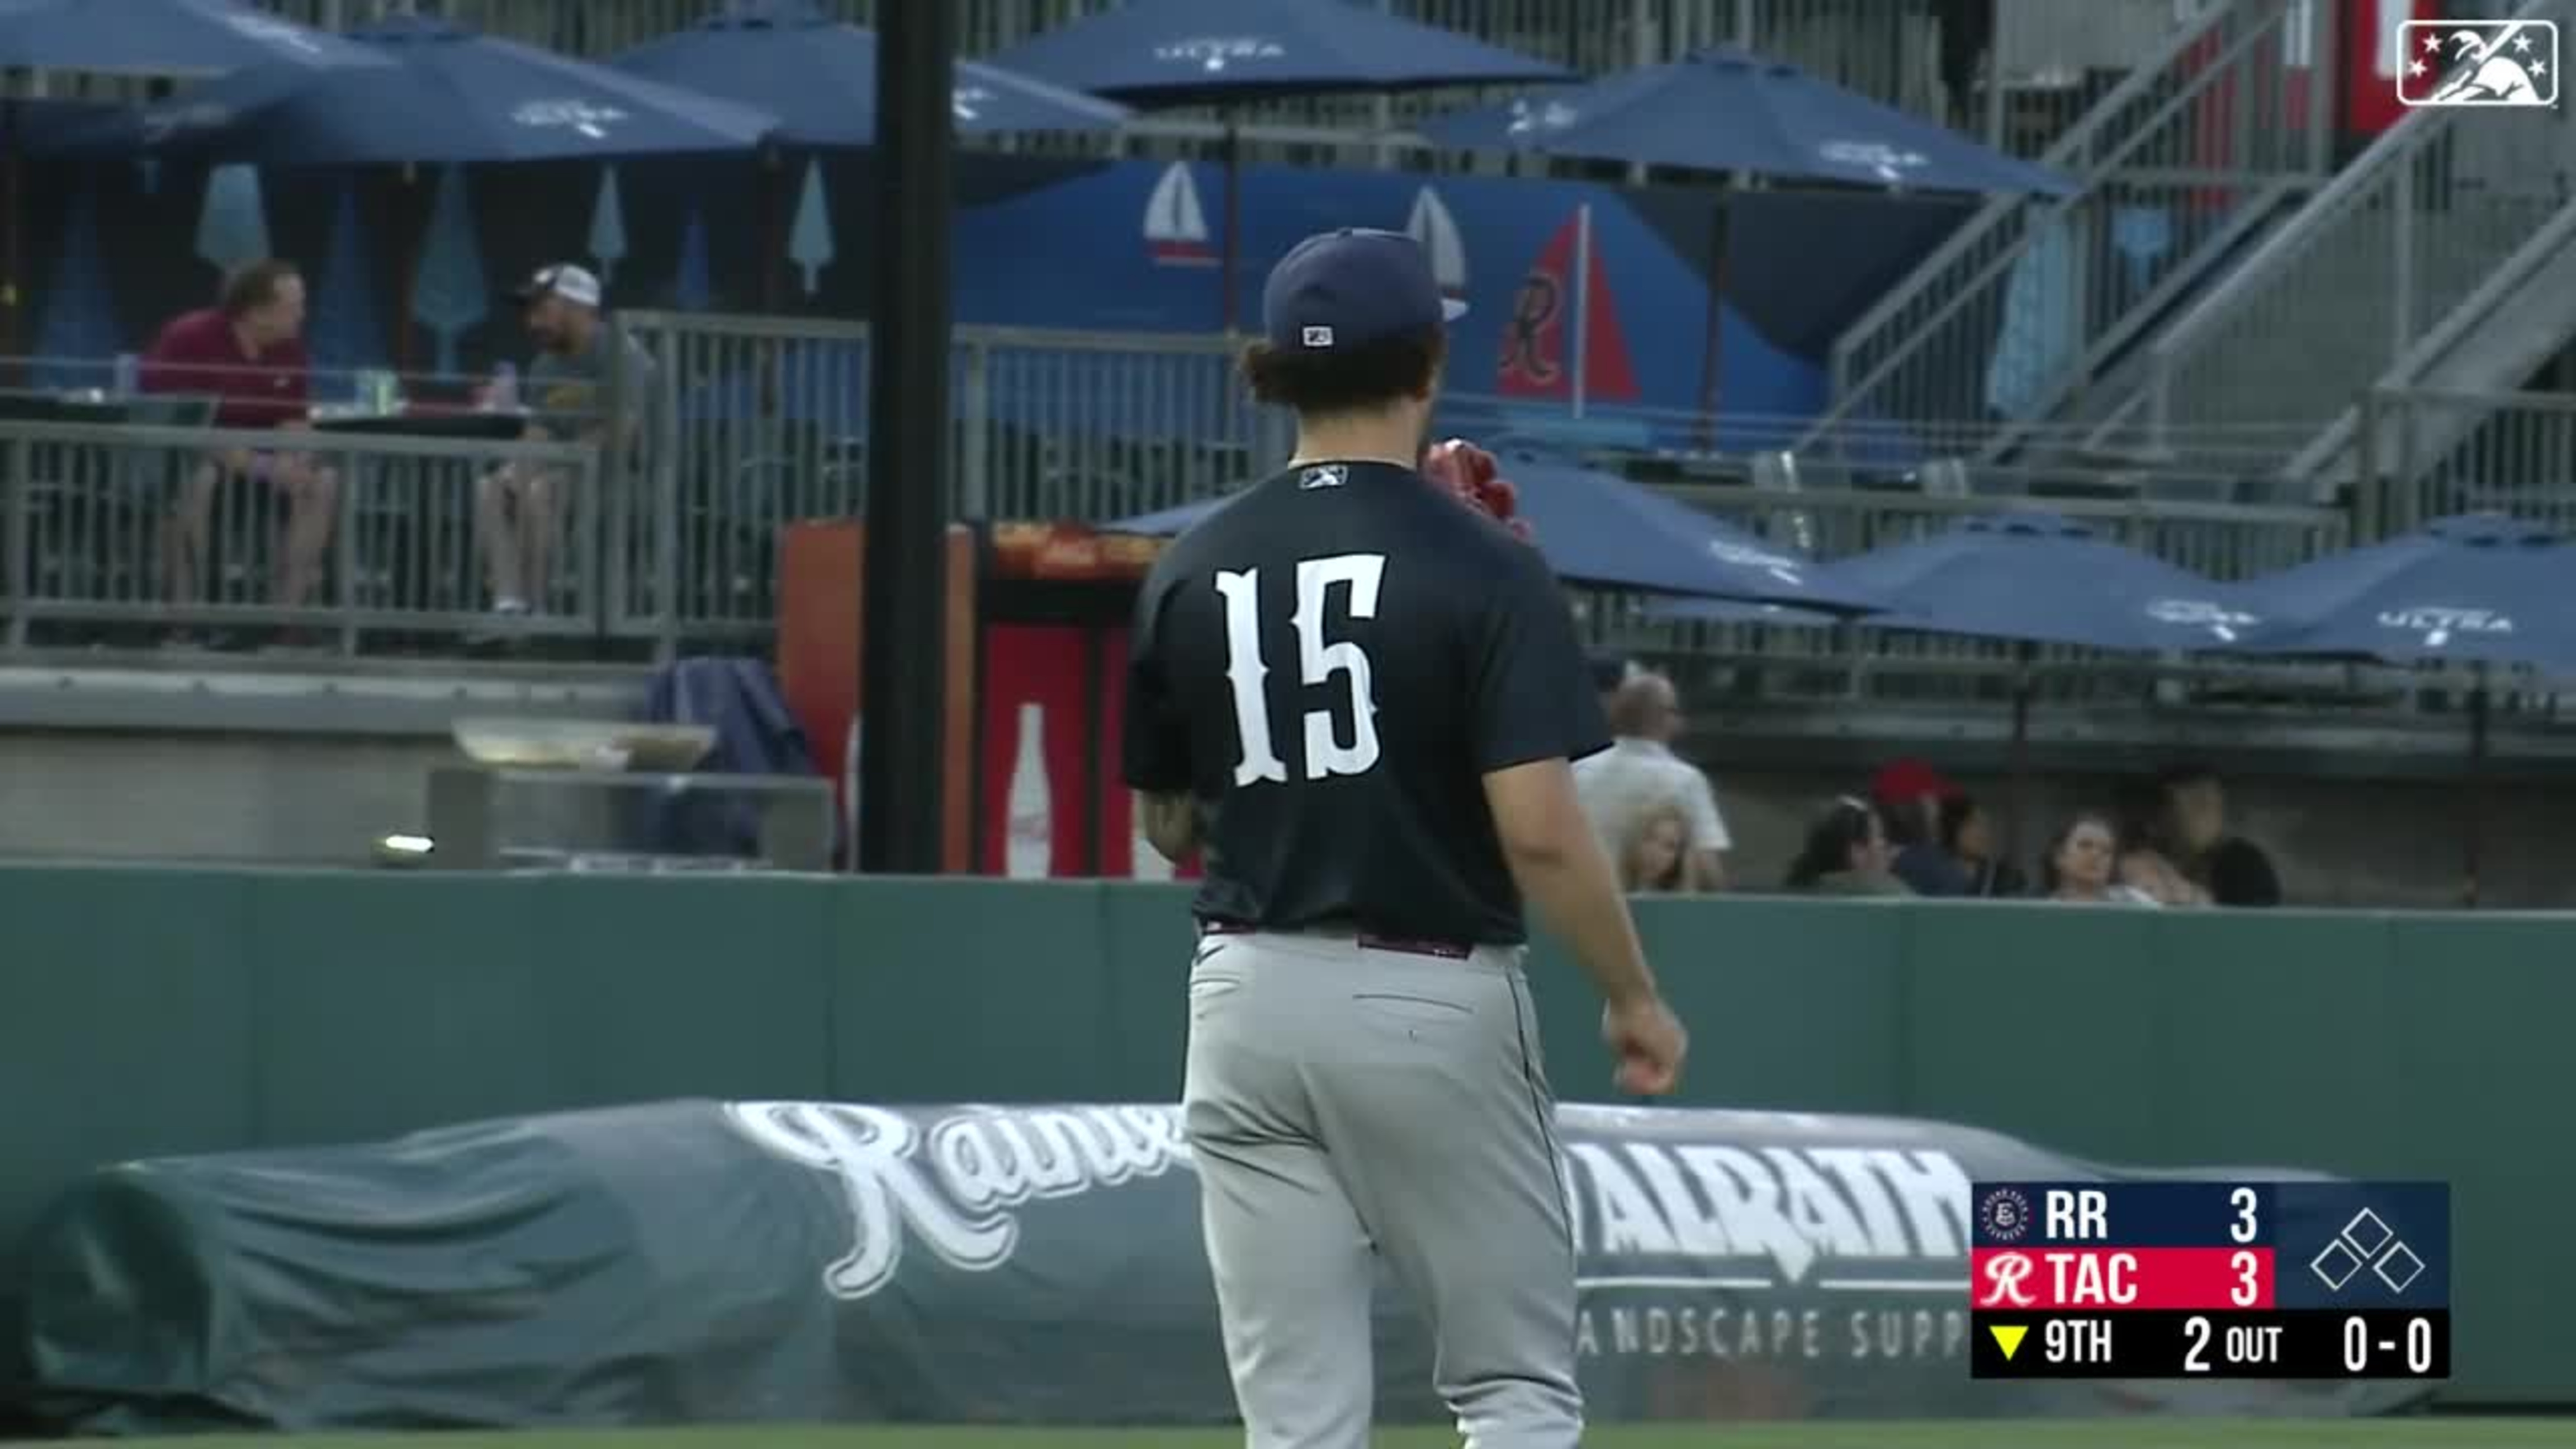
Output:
[1816, 0, 2576, 514]
[2078, 0, 2576, 500]
[1799, 0, 2327, 470]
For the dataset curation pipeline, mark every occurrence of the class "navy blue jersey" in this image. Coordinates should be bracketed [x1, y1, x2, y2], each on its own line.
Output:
[1123, 461, 1609, 945]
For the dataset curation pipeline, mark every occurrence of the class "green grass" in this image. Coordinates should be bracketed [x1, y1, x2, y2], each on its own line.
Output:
[79, 1423, 2576, 1449]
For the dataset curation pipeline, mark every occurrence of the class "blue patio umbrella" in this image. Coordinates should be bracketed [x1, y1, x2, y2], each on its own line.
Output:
[32, 15, 776, 167]
[0, 1, 390, 351]
[1654, 511, 2261, 652]
[609, 0, 1130, 148]
[2225, 513, 2576, 906]
[1110, 452, 1881, 612]
[2226, 513, 2576, 674]
[1419, 46, 2073, 195]
[0, 0, 390, 74]
[986, 0, 1575, 105]
[1655, 511, 2255, 855]
[989, 0, 1573, 328]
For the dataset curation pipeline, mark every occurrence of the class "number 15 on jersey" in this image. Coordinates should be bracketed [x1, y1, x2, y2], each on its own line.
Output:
[1216, 554, 1386, 785]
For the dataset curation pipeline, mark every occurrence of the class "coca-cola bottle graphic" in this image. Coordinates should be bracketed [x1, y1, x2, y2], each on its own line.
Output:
[1004, 702, 1052, 879]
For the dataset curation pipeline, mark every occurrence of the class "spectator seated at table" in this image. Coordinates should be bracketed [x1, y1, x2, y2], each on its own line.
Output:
[1784, 795, 1913, 897]
[475, 262, 653, 624]
[138, 258, 339, 641]
[1869, 756, 1973, 897]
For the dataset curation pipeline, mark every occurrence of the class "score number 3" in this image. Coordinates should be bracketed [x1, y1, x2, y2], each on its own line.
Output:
[2228, 1186, 2261, 1308]
[1218, 555, 1386, 785]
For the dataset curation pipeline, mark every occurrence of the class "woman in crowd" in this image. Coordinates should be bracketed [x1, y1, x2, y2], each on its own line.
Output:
[1938, 792, 2026, 898]
[1783, 796, 1912, 897]
[1617, 797, 1693, 893]
[2040, 812, 2161, 905]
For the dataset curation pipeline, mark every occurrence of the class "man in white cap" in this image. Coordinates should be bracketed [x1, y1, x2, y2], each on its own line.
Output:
[474, 262, 650, 622]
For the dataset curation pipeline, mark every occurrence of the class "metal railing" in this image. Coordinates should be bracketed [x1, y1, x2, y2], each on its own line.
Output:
[2359, 387, 2576, 540]
[2092, 0, 2576, 477]
[1, 419, 601, 652]
[2291, 196, 2576, 485]
[1803, 0, 2328, 465]
[11, 315, 2530, 674]
[608, 311, 1294, 640]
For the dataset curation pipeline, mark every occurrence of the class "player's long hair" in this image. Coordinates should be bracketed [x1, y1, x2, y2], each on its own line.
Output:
[1240, 326, 1446, 418]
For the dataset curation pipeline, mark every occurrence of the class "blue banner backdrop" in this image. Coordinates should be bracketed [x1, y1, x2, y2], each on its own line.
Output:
[17, 150, 1973, 452]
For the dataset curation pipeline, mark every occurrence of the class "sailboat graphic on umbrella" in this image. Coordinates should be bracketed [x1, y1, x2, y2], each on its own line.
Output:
[1142, 161, 1214, 268]
[1404, 184, 1467, 306]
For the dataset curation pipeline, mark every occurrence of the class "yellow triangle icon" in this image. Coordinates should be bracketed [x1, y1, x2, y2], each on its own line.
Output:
[1990, 1324, 2028, 1362]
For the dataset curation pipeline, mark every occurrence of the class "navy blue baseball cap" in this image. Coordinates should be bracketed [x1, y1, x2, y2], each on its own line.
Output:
[1262, 228, 1468, 354]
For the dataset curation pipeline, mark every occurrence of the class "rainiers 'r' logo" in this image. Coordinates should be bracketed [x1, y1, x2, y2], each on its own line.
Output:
[1978, 1252, 2039, 1308]
[2398, 20, 2560, 107]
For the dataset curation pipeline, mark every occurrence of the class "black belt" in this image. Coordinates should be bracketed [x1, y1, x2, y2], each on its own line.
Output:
[1198, 918, 1472, 960]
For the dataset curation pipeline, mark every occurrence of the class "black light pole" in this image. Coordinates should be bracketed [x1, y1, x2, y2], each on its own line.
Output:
[858, 0, 954, 873]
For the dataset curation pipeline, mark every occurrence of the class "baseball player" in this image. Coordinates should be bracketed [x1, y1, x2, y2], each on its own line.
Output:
[1124, 228, 1689, 1449]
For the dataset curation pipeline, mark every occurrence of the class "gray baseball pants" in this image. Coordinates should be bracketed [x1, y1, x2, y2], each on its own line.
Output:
[1182, 928, 1584, 1448]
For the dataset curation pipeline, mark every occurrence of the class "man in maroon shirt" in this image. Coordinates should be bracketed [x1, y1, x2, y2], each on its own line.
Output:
[139, 259, 340, 628]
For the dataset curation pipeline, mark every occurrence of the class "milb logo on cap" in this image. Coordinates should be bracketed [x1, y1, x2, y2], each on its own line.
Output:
[2397, 19, 2560, 107]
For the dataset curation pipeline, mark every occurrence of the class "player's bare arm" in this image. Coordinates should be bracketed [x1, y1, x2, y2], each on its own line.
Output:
[1482, 757, 1688, 1095]
[1137, 790, 1200, 864]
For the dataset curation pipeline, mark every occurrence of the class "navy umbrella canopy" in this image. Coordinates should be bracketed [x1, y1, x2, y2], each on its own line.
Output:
[1110, 453, 1882, 612]
[988, 0, 1572, 330]
[34, 14, 776, 166]
[0, 0, 391, 75]
[1420, 45, 2073, 194]
[609, 0, 1130, 148]
[1656, 510, 2260, 651]
[984, 0, 1575, 105]
[2225, 513, 2576, 675]
[2227, 513, 2576, 907]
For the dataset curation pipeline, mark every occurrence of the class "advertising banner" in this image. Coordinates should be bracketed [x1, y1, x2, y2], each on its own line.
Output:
[12, 1101, 2426, 1433]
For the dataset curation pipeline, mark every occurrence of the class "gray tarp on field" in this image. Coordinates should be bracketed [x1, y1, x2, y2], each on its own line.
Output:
[10, 1099, 2425, 1432]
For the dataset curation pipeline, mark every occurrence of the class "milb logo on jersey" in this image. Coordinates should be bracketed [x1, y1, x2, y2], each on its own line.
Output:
[1554, 1109, 1974, 1366]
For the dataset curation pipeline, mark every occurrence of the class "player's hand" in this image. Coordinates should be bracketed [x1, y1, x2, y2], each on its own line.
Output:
[1422, 438, 1535, 543]
[1602, 993, 1687, 1097]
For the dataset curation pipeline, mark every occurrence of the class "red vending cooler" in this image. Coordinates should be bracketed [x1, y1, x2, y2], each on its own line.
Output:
[974, 522, 1200, 881]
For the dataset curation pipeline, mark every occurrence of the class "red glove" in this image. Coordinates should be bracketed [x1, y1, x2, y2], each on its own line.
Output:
[1422, 438, 1534, 543]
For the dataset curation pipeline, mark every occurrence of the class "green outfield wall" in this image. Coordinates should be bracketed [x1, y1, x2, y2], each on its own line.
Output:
[0, 866, 2564, 1404]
